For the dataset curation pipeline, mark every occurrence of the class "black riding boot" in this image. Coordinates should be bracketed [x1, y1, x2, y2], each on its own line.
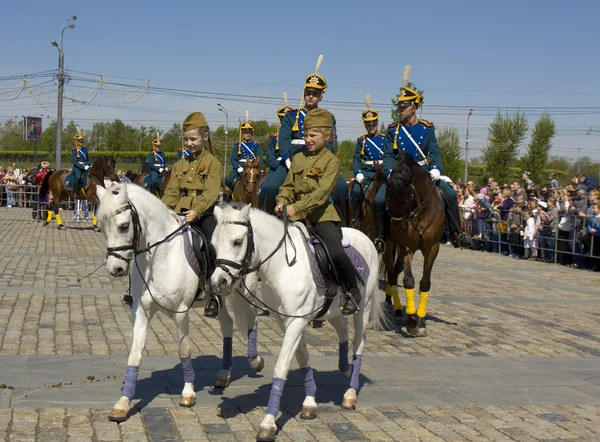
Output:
[337, 199, 350, 228]
[264, 198, 276, 215]
[73, 182, 80, 200]
[338, 255, 361, 316]
[374, 212, 385, 253]
[447, 208, 472, 248]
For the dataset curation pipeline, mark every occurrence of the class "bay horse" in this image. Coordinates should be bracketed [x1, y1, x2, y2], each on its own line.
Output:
[132, 171, 171, 198]
[95, 184, 264, 422]
[383, 152, 444, 337]
[40, 156, 116, 230]
[349, 162, 387, 244]
[230, 158, 262, 205]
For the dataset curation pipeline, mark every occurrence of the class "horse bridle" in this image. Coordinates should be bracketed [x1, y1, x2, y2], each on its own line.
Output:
[215, 207, 296, 282]
[389, 178, 440, 236]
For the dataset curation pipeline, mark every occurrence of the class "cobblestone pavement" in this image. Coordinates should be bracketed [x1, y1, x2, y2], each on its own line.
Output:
[1, 207, 600, 441]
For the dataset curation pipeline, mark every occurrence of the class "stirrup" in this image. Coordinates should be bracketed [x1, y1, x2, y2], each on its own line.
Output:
[204, 295, 221, 318]
[341, 293, 360, 316]
[374, 238, 385, 253]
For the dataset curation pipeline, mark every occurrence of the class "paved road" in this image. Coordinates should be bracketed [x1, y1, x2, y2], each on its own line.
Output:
[1, 207, 599, 441]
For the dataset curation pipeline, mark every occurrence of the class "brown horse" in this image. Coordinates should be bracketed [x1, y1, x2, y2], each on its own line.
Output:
[132, 171, 171, 198]
[349, 162, 386, 245]
[383, 152, 444, 337]
[230, 158, 262, 204]
[40, 157, 116, 230]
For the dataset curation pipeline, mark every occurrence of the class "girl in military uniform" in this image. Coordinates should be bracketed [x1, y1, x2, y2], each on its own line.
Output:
[162, 112, 224, 317]
[275, 109, 360, 315]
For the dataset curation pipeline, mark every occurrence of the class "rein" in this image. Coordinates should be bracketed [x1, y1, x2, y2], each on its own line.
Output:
[390, 173, 440, 237]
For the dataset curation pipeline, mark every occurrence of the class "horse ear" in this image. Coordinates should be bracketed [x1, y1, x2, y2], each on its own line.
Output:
[96, 185, 107, 201]
[240, 204, 251, 219]
[115, 183, 128, 205]
[213, 205, 223, 222]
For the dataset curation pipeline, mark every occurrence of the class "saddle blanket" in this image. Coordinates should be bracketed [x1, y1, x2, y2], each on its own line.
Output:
[294, 223, 370, 288]
[63, 172, 90, 190]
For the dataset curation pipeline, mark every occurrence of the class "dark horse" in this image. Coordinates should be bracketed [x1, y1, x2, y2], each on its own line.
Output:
[349, 161, 387, 247]
[383, 152, 444, 337]
[40, 157, 116, 230]
[132, 171, 172, 198]
[223, 158, 263, 206]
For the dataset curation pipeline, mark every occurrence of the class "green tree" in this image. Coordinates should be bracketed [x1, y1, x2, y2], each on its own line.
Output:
[337, 140, 355, 175]
[520, 113, 555, 185]
[437, 127, 463, 182]
[390, 82, 424, 123]
[482, 110, 528, 183]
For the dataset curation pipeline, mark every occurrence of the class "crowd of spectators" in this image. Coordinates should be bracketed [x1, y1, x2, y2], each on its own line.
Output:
[457, 171, 600, 271]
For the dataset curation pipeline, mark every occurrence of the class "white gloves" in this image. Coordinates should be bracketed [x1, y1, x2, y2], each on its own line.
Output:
[237, 167, 244, 173]
[429, 168, 440, 181]
[355, 173, 365, 184]
[164, 167, 168, 172]
[84, 165, 90, 171]
[277, 157, 282, 162]
[285, 158, 291, 169]
[158, 168, 164, 173]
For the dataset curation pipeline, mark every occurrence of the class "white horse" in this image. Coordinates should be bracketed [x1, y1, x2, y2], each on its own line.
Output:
[211, 204, 388, 442]
[95, 184, 264, 422]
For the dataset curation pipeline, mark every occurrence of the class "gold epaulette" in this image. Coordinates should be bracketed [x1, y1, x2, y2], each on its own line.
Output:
[357, 135, 366, 142]
[270, 133, 277, 138]
[388, 122, 399, 129]
[419, 119, 434, 127]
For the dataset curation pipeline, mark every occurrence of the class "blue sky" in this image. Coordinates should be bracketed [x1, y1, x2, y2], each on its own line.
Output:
[2, 0, 600, 161]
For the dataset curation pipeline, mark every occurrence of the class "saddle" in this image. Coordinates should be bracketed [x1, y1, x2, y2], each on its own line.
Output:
[64, 172, 90, 190]
[293, 222, 369, 318]
[182, 221, 213, 301]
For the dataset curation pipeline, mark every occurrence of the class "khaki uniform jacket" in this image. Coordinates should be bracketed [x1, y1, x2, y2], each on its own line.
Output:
[276, 146, 340, 224]
[162, 148, 223, 216]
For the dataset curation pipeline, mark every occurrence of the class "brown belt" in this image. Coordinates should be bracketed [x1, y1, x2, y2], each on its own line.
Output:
[180, 189, 203, 196]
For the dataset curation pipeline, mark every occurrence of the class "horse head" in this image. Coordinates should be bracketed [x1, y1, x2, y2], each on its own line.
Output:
[212, 203, 255, 294]
[96, 184, 139, 277]
[386, 152, 416, 221]
[243, 158, 261, 194]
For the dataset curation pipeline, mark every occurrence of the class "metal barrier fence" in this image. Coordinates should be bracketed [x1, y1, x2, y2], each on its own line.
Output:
[463, 211, 600, 268]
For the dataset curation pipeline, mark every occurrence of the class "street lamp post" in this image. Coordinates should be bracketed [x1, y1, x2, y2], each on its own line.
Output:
[51, 15, 77, 171]
[577, 147, 581, 175]
[217, 103, 229, 176]
[464, 108, 473, 183]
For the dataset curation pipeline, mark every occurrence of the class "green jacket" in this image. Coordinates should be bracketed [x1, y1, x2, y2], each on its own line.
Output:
[276, 146, 340, 223]
[162, 148, 223, 216]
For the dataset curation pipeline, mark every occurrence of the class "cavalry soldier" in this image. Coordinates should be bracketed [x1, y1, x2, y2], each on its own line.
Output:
[383, 67, 472, 248]
[258, 93, 292, 212]
[275, 108, 361, 315]
[351, 95, 387, 250]
[162, 112, 224, 317]
[264, 55, 350, 225]
[176, 143, 191, 162]
[71, 128, 90, 198]
[147, 133, 168, 194]
[224, 113, 262, 191]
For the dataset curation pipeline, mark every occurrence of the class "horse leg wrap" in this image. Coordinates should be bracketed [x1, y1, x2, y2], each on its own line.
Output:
[46, 210, 53, 223]
[92, 215, 97, 226]
[301, 367, 317, 397]
[222, 337, 233, 371]
[350, 354, 362, 391]
[55, 214, 62, 225]
[180, 357, 195, 384]
[247, 329, 258, 360]
[266, 377, 286, 416]
[417, 291, 429, 318]
[121, 366, 140, 399]
[390, 285, 402, 312]
[405, 288, 416, 315]
[338, 341, 350, 373]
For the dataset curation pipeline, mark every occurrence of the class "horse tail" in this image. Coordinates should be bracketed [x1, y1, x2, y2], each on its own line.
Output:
[39, 171, 53, 198]
[368, 276, 394, 331]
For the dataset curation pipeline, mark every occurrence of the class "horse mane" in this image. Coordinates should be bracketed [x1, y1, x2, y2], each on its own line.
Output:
[387, 152, 418, 216]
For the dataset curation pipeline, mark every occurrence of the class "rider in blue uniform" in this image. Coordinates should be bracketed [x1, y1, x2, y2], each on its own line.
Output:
[351, 96, 387, 251]
[262, 59, 350, 225]
[258, 99, 293, 212]
[71, 131, 90, 198]
[147, 136, 168, 195]
[382, 80, 472, 248]
[224, 118, 262, 191]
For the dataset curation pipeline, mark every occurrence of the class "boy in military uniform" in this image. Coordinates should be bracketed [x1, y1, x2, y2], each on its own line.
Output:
[275, 109, 361, 315]
[71, 130, 90, 198]
[264, 56, 350, 224]
[258, 100, 292, 212]
[147, 135, 168, 195]
[162, 112, 224, 317]
[383, 77, 472, 248]
[351, 96, 387, 250]
[224, 118, 262, 191]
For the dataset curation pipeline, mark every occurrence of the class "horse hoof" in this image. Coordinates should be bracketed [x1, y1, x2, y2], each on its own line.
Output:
[406, 313, 418, 330]
[342, 370, 351, 379]
[43, 221, 49, 227]
[214, 377, 230, 389]
[394, 310, 404, 325]
[94, 226, 100, 232]
[179, 395, 196, 408]
[341, 397, 357, 410]
[250, 356, 265, 373]
[108, 407, 128, 422]
[256, 426, 277, 442]
[57, 224, 64, 230]
[406, 327, 418, 337]
[299, 406, 318, 420]
[416, 327, 428, 337]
